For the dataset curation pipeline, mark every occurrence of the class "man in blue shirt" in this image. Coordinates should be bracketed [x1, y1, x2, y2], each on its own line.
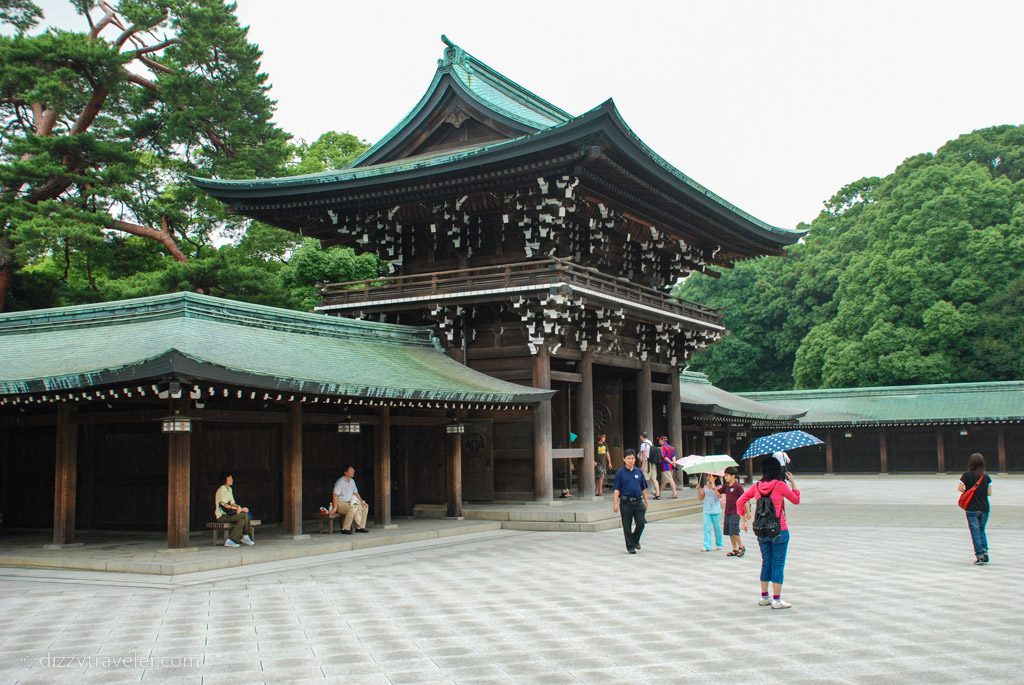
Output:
[613, 449, 649, 554]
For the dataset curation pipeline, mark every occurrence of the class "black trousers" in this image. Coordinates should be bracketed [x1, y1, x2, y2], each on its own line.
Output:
[620, 499, 646, 550]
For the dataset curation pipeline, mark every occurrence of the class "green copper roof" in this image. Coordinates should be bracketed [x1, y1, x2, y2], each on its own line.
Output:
[191, 38, 801, 247]
[0, 293, 550, 404]
[680, 371, 805, 421]
[741, 382, 1024, 425]
[347, 36, 572, 168]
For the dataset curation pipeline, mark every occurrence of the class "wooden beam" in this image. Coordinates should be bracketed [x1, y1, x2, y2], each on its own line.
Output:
[282, 403, 303, 536]
[825, 431, 834, 474]
[375, 407, 392, 526]
[650, 382, 673, 394]
[52, 404, 78, 545]
[550, 370, 583, 384]
[997, 428, 1007, 472]
[638, 360, 653, 443]
[936, 430, 945, 473]
[166, 399, 191, 549]
[533, 346, 553, 501]
[592, 352, 642, 370]
[879, 430, 889, 474]
[577, 351, 595, 497]
[447, 416, 463, 517]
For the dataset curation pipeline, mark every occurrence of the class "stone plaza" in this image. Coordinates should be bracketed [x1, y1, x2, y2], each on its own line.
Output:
[0, 475, 1021, 684]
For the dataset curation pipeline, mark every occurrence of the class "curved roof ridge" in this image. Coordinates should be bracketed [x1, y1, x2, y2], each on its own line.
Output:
[744, 380, 1024, 400]
[598, 100, 799, 238]
[0, 291, 440, 349]
[441, 35, 572, 126]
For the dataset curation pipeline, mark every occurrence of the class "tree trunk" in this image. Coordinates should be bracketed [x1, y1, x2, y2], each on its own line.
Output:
[0, 234, 14, 313]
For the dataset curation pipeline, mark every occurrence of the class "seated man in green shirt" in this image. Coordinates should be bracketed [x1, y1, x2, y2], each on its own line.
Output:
[215, 472, 255, 547]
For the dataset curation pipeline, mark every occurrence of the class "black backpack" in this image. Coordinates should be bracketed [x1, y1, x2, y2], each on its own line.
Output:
[752, 484, 781, 539]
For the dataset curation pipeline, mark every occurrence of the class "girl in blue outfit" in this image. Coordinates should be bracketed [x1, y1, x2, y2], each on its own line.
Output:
[696, 473, 724, 551]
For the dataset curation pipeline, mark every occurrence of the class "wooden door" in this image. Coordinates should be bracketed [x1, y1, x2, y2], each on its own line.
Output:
[593, 372, 624, 468]
[462, 420, 494, 501]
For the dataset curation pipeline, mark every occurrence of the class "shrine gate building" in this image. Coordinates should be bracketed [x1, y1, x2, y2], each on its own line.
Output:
[194, 37, 802, 501]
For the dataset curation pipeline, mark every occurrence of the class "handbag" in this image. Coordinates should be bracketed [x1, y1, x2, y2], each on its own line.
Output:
[958, 473, 985, 510]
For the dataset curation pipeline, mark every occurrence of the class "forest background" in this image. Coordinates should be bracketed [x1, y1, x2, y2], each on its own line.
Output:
[2, 1, 1022, 391]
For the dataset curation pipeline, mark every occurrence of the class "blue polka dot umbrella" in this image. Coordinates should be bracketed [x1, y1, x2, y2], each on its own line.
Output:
[741, 430, 824, 460]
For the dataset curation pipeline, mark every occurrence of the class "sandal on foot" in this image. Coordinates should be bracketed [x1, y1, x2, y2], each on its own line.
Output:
[726, 550, 739, 557]
[737, 547, 746, 557]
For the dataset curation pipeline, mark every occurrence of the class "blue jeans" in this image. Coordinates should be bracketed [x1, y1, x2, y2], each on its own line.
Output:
[703, 512, 723, 550]
[757, 529, 790, 584]
[966, 511, 989, 557]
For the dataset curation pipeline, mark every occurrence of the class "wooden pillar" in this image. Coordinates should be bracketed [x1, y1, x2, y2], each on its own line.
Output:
[997, 428, 1007, 472]
[52, 404, 78, 545]
[282, 403, 302, 536]
[724, 428, 733, 458]
[936, 430, 946, 473]
[698, 432, 707, 456]
[166, 400, 191, 549]
[532, 346, 553, 501]
[825, 431, 835, 474]
[577, 351, 595, 497]
[375, 407, 392, 525]
[745, 451, 754, 483]
[447, 414, 463, 518]
[879, 429, 889, 474]
[669, 369, 684, 465]
[638, 360, 653, 441]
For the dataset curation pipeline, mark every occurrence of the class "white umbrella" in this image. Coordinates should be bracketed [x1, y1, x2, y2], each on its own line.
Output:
[677, 454, 739, 475]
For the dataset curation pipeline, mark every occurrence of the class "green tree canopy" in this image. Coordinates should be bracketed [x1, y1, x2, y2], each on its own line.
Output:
[675, 125, 1024, 390]
[1, 3, 377, 313]
[0, 0, 290, 311]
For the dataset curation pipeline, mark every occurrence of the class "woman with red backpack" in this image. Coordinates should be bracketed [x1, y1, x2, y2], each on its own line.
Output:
[957, 452, 993, 565]
[736, 455, 801, 609]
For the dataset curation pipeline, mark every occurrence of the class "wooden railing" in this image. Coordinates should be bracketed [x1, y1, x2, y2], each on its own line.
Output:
[319, 258, 721, 324]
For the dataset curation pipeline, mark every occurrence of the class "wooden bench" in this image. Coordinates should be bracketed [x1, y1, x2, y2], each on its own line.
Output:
[206, 519, 261, 545]
[319, 510, 343, 534]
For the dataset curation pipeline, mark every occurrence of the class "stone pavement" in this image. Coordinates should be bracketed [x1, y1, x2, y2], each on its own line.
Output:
[1, 475, 1022, 684]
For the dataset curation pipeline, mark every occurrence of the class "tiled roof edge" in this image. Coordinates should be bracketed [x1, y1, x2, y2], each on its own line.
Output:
[0, 292, 440, 349]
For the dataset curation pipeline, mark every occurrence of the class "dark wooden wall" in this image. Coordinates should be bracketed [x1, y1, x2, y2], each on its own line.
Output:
[945, 429, 999, 473]
[829, 432, 880, 472]
[2, 425, 55, 528]
[1006, 426, 1024, 471]
[890, 430, 938, 472]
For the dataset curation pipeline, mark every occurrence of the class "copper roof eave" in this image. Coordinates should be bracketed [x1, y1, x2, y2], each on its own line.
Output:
[1, 349, 555, 405]
[192, 103, 800, 249]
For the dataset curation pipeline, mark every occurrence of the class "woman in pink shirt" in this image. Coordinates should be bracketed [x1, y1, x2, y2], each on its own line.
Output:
[736, 456, 801, 609]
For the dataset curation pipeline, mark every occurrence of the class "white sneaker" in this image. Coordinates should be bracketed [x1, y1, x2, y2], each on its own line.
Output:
[758, 597, 772, 606]
[224, 539, 240, 547]
[240, 535, 255, 546]
[771, 600, 792, 609]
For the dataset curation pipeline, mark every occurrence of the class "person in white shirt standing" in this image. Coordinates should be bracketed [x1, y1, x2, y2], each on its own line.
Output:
[332, 465, 370, 534]
[638, 432, 660, 500]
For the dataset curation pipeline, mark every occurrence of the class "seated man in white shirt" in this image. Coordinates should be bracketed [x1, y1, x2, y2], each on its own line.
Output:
[332, 465, 370, 534]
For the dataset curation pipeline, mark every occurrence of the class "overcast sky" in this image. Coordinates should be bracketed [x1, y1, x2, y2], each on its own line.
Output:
[29, 0, 1024, 229]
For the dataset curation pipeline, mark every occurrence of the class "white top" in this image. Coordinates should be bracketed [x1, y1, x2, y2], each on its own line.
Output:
[333, 476, 359, 502]
[639, 439, 653, 463]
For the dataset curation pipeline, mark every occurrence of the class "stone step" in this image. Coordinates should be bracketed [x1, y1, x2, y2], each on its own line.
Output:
[413, 496, 702, 533]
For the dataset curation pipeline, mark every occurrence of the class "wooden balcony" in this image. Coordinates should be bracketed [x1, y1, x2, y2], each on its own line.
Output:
[318, 259, 722, 327]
